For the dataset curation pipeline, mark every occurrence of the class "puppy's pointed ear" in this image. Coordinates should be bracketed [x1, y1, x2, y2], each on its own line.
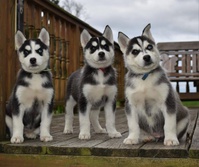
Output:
[142, 23, 155, 42]
[15, 31, 26, 50]
[103, 25, 114, 44]
[118, 32, 129, 53]
[80, 29, 92, 48]
[39, 28, 50, 47]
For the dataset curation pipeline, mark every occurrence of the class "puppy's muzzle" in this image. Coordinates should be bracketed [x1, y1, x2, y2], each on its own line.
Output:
[143, 55, 152, 66]
[30, 58, 37, 66]
[98, 51, 106, 61]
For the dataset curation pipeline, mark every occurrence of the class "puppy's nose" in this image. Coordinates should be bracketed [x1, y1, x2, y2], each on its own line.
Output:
[98, 51, 105, 60]
[143, 55, 151, 62]
[30, 58, 36, 65]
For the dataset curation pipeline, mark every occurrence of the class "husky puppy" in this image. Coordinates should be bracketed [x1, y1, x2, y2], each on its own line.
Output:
[63, 25, 122, 139]
[5, 28, 54, 143]
[118, 24, 189, 146]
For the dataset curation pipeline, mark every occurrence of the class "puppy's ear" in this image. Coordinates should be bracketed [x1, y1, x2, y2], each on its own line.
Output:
[39, 28, 50, 47]
[80, 29, 92, 48]
[103, 25, 114, 44]
[15, 31, 26, 50]
[118, 32, 129, 53]
[142, 23, 155, 43]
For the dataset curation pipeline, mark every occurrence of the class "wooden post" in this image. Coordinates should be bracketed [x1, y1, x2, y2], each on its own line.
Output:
[0, 0, 16, 140]
[17, 0, 24, 31]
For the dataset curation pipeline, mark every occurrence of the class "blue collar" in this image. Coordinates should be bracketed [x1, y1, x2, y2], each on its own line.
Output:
[142, 72, 151, 80]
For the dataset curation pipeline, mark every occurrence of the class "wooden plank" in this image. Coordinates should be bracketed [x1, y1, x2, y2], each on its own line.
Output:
[179, 93, 199, 100]
[186, 55, 191, 73]
[93, 132, 141, 157]
[192, 54, 197, 72]
[189, 109, 199, 158]
[160, 51, 199, 55]
[139, 141, 188, 158]
[182, 55, 186, 73]
[158, 41, 199, 51]
[187, 109, 199, 146]
[1, 108, 199, 159]
[0, 0, 17, 141]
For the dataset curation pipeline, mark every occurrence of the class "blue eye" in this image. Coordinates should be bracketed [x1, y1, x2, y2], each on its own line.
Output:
[36, 48, 43, 55]
[147, 44, 153, 50]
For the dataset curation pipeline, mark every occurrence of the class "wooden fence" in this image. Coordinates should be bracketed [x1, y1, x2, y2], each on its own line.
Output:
[159, 41, 199, 100]
[0, 0, 125, 139]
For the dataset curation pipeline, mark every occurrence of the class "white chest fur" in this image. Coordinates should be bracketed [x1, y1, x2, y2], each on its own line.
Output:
[83, 70, 117, 103]
[16, 74, 53, 108]
[126, 73, 169, 126]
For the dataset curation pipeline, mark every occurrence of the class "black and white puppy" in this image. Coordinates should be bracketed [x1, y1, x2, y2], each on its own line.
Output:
[63, 25, 122, 139]
[118, 24, 189, 146]
[5, 28, 54, 143]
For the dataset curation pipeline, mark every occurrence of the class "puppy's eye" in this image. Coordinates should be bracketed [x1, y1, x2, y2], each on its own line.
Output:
[103, 44, 109, 51]
[36, 48, 43, 55]
[132, 49, 140, 55]
[147, 44, 153, 50]
[23, 49, 31, 57]
[90, 46, 96, 53]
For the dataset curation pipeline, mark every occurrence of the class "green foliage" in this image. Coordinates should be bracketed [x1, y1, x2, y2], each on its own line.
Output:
[182, 101, 199, 108]
[54, 105, 65, 114]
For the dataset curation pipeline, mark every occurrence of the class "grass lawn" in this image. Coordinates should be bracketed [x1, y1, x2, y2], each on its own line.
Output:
[182, 101, 199, 108]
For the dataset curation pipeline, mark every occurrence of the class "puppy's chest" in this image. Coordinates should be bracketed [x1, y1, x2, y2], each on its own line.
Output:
[126, 75, 168, 102]
[82, 71, 116, 101]
[17, 74, 53, 102]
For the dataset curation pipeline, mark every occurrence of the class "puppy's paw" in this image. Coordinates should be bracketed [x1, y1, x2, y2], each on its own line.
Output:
[141, 135, 155, 143]
[40, 135, 53, 142]
[79, 133, 91, 140]
[164, 138, 179, 146]
[108, 131, 122, 138]
[63, 128, 73, 134]
[63, 126, 73, 134]
[123, 137, 139, 145]
[11, 136, 24, 144]
[25, 132, 37, 139]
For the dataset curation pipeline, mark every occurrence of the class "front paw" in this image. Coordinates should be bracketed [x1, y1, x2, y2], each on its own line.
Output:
[140, 135, 155, 143]
[79, 133, 91, 140]
[40, 135, 53, 142]
[25, 132, 37, 139]
[63, 128, 73, 134]
[123, 137, 139, 145]
[108, 131, 122, 138]
[11, 136, 24, 144]
[164, 138, 179, 146]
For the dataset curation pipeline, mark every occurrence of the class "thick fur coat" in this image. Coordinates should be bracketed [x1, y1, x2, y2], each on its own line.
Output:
[5, 28, 54, 143]
[63, 26, 121, 139]
[118, 24, 189, 146]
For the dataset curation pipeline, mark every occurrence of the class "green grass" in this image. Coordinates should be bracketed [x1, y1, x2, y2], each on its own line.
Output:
[54, 105, 65, 114]
[182, 101, 199, 108]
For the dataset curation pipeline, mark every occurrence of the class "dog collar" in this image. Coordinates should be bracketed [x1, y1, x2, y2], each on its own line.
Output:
[42, 68, 51, 72]
[142, 72, 151, 80]
[98, 68, 106, 73]
[33, 68, 51, 74]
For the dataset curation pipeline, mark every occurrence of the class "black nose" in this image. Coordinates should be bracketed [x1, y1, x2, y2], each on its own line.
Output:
[98, 52, 105, 60]
[30, 58, 36, 65]
[143, 55, 151, 62]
